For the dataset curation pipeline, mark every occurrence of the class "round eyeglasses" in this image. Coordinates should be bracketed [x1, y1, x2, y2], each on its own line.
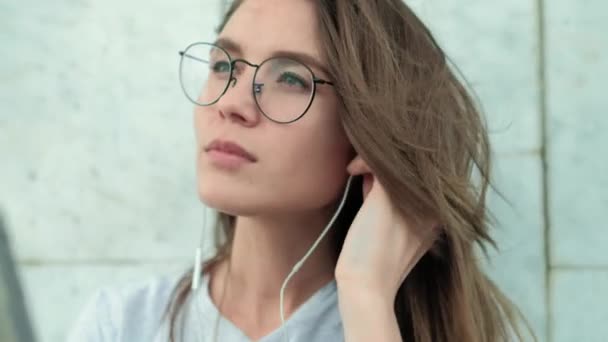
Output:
[178, 42, 334, 124]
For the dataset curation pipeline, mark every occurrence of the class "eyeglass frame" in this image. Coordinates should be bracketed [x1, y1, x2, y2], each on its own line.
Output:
[178, 42, 335, 124]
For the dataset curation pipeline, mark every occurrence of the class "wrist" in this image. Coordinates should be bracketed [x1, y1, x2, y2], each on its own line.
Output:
[336, 280, 395, 311]
[336, 281, 402, 342]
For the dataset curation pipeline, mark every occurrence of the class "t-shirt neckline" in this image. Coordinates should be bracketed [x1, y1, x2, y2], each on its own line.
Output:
[194, 272, 338, 341]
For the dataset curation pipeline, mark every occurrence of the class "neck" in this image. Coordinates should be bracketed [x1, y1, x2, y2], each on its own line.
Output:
[209, 207, 339, 322]
[232, 211, 338, 290]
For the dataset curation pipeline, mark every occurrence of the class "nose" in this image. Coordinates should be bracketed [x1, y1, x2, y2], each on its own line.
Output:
[214, 63, 261, 127]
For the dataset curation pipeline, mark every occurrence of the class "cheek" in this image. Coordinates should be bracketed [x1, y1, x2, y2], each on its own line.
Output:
[192, 106, 207, 144]
[274, 101, 352, 205]
[271, 126, 352, 208]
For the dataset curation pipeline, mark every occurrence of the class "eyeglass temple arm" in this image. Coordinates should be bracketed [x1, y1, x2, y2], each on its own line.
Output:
[178, 51, 207, 64]
[314, 78, 334, 86]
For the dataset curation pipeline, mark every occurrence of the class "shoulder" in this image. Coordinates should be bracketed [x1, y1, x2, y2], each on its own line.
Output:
[67, 271, 188, 342]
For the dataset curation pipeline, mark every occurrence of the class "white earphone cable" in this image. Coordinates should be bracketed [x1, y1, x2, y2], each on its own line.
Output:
[278, 175, 354, 341]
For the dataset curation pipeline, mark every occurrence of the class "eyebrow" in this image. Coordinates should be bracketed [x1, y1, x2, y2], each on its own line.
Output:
[213, 37, 331, 78]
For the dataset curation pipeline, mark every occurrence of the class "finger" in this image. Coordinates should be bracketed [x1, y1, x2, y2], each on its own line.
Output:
[362, 173, 374, 200]
[362, 174, 393, 207]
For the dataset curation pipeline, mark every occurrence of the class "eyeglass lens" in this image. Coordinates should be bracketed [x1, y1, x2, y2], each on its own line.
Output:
[179, 43, 315, 123]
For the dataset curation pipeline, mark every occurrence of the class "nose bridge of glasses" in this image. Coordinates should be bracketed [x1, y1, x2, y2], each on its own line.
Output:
[230, 58, 259, 85]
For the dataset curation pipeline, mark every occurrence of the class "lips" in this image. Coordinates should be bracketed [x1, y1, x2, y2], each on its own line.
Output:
[204, 139, 257, 162]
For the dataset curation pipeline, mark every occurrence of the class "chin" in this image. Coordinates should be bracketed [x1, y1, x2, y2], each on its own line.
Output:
[197, 180, 259, 217]
[200, 198, 257, 217]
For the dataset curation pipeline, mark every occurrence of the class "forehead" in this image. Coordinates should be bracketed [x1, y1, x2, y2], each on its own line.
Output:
[219, 0, 321, 61]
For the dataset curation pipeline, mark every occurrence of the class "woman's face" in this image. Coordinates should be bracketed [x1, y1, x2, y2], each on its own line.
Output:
[194, 0, 353, 216]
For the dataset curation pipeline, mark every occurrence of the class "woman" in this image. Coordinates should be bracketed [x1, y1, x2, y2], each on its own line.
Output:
[68, 0, 534, 341]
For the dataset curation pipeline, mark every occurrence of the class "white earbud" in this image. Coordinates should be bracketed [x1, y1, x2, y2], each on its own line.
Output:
[191, 206, 210, 291]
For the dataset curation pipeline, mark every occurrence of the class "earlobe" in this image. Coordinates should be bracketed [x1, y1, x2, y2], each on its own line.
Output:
[346, 155, 359, 174]
[346, 154, 371, 176]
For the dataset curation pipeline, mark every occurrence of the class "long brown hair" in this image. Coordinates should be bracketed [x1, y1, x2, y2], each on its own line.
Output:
[164, 1, 535, 341]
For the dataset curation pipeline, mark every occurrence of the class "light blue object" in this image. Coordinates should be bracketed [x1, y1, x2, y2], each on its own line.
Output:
[66, 273, 343, 342]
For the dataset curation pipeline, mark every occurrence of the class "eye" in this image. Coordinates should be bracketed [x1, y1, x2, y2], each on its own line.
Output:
[211, 60, 231, 73]
[277, 72, 309, 89]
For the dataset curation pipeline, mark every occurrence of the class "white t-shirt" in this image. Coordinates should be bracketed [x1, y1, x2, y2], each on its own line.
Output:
[67, 272, 344, 342]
